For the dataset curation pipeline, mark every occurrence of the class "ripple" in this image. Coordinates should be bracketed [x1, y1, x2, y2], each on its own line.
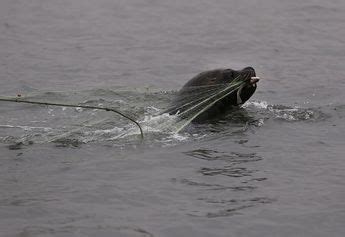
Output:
[197, 197, 276, 218]
[18, 225, 154, 237]
[184, 149, 262, 163]
[172, 178, 256, 191]
[199, 167, 254, 177]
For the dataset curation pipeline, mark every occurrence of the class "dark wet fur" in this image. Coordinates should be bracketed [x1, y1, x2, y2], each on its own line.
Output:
[169, 67, 257, 122]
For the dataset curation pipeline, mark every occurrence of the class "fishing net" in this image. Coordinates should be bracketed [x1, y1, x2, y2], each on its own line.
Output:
[163, 75, 248, 133]
[0, 73, 250, 141]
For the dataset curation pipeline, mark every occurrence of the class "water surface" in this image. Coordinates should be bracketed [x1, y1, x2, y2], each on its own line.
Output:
[1, 0, 345, 236]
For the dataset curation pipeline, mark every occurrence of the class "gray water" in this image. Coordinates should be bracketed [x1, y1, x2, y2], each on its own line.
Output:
[1, 0, 345, 236]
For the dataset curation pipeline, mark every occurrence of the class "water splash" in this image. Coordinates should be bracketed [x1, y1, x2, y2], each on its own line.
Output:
[244, 100, 319, 122]
[0, 87, 325, 148]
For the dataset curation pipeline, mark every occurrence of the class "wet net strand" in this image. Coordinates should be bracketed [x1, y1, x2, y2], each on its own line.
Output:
[165, 75, 248, 133]
[0, 97, 144, 140]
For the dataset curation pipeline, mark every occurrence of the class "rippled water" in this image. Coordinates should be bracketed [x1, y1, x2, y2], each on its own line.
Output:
[1, 0, 345, 236]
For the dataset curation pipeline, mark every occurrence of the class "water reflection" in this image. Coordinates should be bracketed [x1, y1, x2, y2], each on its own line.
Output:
[18, 225, 155, 237]
[176, 148, 273, 217]
[171, 178, 256, 191]
[184, 149, 261, 163]
[204, 196, 276, 218]
[199, 167, 253, 177]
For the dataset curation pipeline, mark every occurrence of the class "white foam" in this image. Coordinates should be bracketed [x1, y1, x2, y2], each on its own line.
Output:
[146, 106, 160, 113]
[244, 101, 315, 122]
[140, 113, 178, 133]
[93, 127, 124, 135]
[243, 100, 269, 109]
[75, 107, 83, 112]
[109, 111, 187, 143]
[0, 124, 52, 131]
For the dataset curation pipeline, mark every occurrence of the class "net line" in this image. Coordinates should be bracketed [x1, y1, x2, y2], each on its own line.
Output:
[163, 73, 250, 133]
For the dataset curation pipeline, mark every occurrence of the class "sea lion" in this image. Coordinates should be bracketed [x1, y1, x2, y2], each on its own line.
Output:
[168, 67, 259, 122]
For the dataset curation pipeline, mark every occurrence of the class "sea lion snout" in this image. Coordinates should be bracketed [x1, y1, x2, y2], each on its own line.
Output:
[240, 67, 257, 82]
[239, 67, 259, 87]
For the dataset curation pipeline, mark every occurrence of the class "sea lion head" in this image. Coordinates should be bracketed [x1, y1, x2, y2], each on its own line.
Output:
[223, 67, 259, 105]
[166, 66, 260, 122]
[180, 66, 259, 106]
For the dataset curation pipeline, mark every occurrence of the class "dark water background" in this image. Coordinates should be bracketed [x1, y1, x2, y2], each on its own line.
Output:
[1, 0, 345, 236]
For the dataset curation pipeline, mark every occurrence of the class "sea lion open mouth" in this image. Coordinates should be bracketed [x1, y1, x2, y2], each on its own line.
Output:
[165, 66, 260, 123]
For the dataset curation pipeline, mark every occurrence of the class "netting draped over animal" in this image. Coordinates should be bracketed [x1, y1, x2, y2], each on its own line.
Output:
[163, 74, 250, 133]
